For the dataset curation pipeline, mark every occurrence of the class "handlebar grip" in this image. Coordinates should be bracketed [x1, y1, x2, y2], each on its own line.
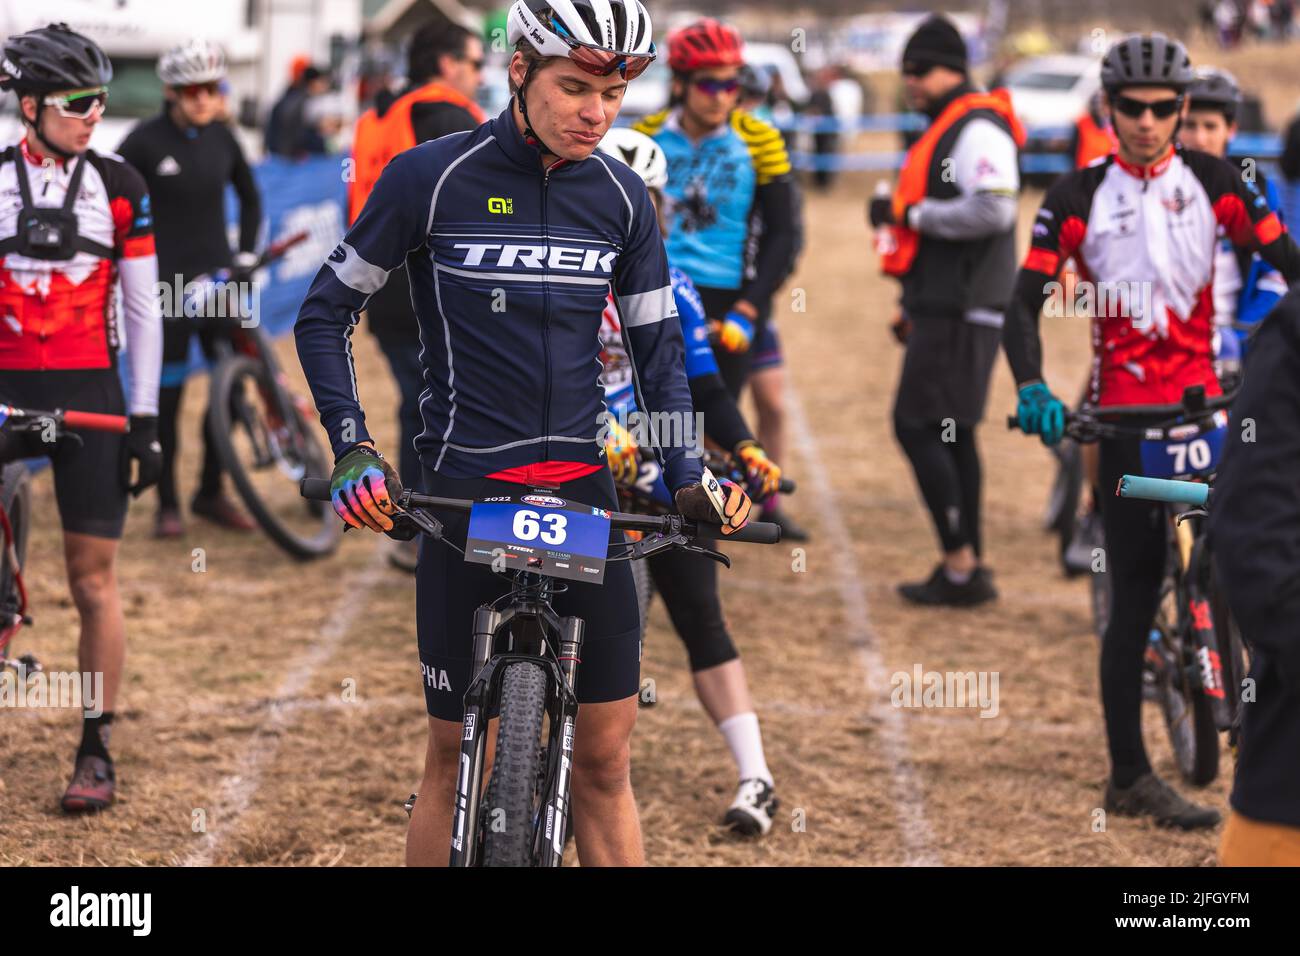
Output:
[778, 477, 796, 494]
[301, 478, 332, 501]
[1116, 475, 1209, 507]
[692, 520, 782, 544]
[64, 410, 129, 434]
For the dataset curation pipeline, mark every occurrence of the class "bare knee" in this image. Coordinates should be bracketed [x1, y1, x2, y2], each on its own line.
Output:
[68, 566, 116, 617]
[572, 712, 634, 797]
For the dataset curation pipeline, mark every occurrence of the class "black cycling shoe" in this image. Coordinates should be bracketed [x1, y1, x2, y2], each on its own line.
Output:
[898, 564, 997, 607]
[1104, 772, 1221, 830]
[765, 506, 810, 542]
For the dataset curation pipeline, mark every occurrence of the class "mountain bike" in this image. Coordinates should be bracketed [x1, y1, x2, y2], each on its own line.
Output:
[0, 405, 129, 676]
[1116, 470, 1250, 781]
[1013, 384, 1238, 784]
[301, 473, 780, 866]
[183, 232, 339, 560]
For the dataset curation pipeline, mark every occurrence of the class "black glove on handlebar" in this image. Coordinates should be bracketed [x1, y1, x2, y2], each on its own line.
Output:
[123, 415, 163, 498]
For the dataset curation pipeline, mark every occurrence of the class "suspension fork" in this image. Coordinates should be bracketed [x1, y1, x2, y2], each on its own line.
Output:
[536, 615, 584, 867]
[1174, 511, 1230, 727]
[448, 606, 501, 867]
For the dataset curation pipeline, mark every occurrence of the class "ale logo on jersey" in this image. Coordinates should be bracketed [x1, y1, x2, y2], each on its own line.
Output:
[487, 196, 513, 214]
[522, 494, 565, 508]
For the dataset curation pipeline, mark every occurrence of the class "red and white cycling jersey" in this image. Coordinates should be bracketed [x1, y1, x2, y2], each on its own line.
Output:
[0, 138, 162, 413]
[1022, 146, 1285, 406]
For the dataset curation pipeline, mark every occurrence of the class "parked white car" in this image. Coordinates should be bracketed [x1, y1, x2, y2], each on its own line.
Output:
[1002, 53, 1100, 130]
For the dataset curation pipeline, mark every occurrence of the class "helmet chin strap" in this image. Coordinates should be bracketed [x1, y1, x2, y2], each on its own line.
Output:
[516, 61, 559, 160]
[25, 102, 78, 161]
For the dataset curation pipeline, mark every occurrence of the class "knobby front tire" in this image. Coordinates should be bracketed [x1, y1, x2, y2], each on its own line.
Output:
[481, 661, 550, 867]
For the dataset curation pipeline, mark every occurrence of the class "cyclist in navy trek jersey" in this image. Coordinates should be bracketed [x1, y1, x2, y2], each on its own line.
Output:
[294, 0, 753, 867]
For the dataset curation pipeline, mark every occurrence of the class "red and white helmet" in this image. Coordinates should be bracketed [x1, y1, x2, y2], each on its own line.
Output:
[507, 0, 657, 79]
[158, 38, 227, 86]
[666, 18, 743, 73]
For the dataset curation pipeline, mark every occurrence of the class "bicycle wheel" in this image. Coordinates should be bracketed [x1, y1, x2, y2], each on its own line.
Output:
[209, 354, 341, 560]
[481, 661, 550, 867]
[1150, 581, 1219, 785]
[0, 462, 31, 660]
[1044, 439, 1083, 539]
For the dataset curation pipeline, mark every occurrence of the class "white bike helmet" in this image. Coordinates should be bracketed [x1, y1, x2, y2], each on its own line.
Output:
[507, 0, 656, 76]
[598, 127, 667, 190]
[158, 38, 228, 86]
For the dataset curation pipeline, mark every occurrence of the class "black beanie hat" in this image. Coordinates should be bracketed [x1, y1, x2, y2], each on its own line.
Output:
[901, 15, 968, 73]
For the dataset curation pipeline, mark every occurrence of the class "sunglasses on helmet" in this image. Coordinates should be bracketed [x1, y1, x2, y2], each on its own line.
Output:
[43, 87, 108, 119]
[1111, 94, 1183, 120]
[549, 17, 656, 80]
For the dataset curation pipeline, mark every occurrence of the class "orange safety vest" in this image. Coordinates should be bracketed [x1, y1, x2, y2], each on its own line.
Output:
[880, 88, 1026, 277]
[347, 81, 486, 225]
[1074, 112, 1117, 169]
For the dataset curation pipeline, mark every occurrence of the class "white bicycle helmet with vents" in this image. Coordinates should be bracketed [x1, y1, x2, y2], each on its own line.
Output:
[157, 38, 227, 86]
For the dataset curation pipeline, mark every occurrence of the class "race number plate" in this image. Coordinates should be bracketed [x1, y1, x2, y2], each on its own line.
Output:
[1139, 422, 1227, 479]
[465, 494, 611, 584]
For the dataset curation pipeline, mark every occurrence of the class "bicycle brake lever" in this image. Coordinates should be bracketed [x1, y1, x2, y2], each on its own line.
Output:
[399, 506, 443, 539]
[679, 543, 731, 569]
[1175, 508, 1208, 525]
[630, 532, 688, 560]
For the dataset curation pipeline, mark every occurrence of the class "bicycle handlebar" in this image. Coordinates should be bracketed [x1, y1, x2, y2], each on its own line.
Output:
[299, 478, 782, 545]
[1116, 475, 1210, 507]
[62, 410, 130, 434]
[0, 405, 129, 434]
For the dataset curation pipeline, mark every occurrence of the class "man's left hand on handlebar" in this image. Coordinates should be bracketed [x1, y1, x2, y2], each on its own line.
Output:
[675, 476, 752, 535]
[330, 444, 400, 532]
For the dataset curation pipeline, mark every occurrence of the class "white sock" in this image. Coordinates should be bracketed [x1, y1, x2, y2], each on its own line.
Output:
[717, 711, 772, 785]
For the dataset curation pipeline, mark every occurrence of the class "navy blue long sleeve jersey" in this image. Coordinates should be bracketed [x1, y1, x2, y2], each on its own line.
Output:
[294, 105, 703, 492]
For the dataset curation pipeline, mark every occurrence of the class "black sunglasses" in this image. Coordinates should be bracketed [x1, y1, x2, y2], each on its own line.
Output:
[1112, 94, 1183, 120]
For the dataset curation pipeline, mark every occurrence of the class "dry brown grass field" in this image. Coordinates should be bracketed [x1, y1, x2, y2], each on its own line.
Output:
[0, 165, 1247, 866]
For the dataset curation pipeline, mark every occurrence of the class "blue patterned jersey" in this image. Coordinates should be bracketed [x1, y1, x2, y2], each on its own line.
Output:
[634, 108, 791, 291]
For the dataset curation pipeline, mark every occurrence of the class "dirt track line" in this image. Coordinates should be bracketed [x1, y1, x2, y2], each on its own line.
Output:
[784, 382, 942, 866]
[179, 548, 386, 867]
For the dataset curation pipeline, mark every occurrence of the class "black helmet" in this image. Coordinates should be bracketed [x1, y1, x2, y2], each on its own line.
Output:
[0, 22, 113, 95]
[1186, 66, 1242, 118]
[737, 64, 770, 100]
[1100, 33, 1193, 93]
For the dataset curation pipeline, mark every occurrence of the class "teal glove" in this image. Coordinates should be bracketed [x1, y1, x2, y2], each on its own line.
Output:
[331, 444, 400, 532]
[1016, 382, 1066, 446]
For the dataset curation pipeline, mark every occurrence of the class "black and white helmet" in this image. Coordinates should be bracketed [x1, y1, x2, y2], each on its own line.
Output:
[507, 0, 655, 71]
[1100, 33, 1193, 93]
[598, 127, 667, 189]
[157, 38, 227, 86]
[0, 22, 112, 94]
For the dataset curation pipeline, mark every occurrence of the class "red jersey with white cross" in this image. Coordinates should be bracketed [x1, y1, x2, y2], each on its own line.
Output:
[1021, 146, 1285, 406]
